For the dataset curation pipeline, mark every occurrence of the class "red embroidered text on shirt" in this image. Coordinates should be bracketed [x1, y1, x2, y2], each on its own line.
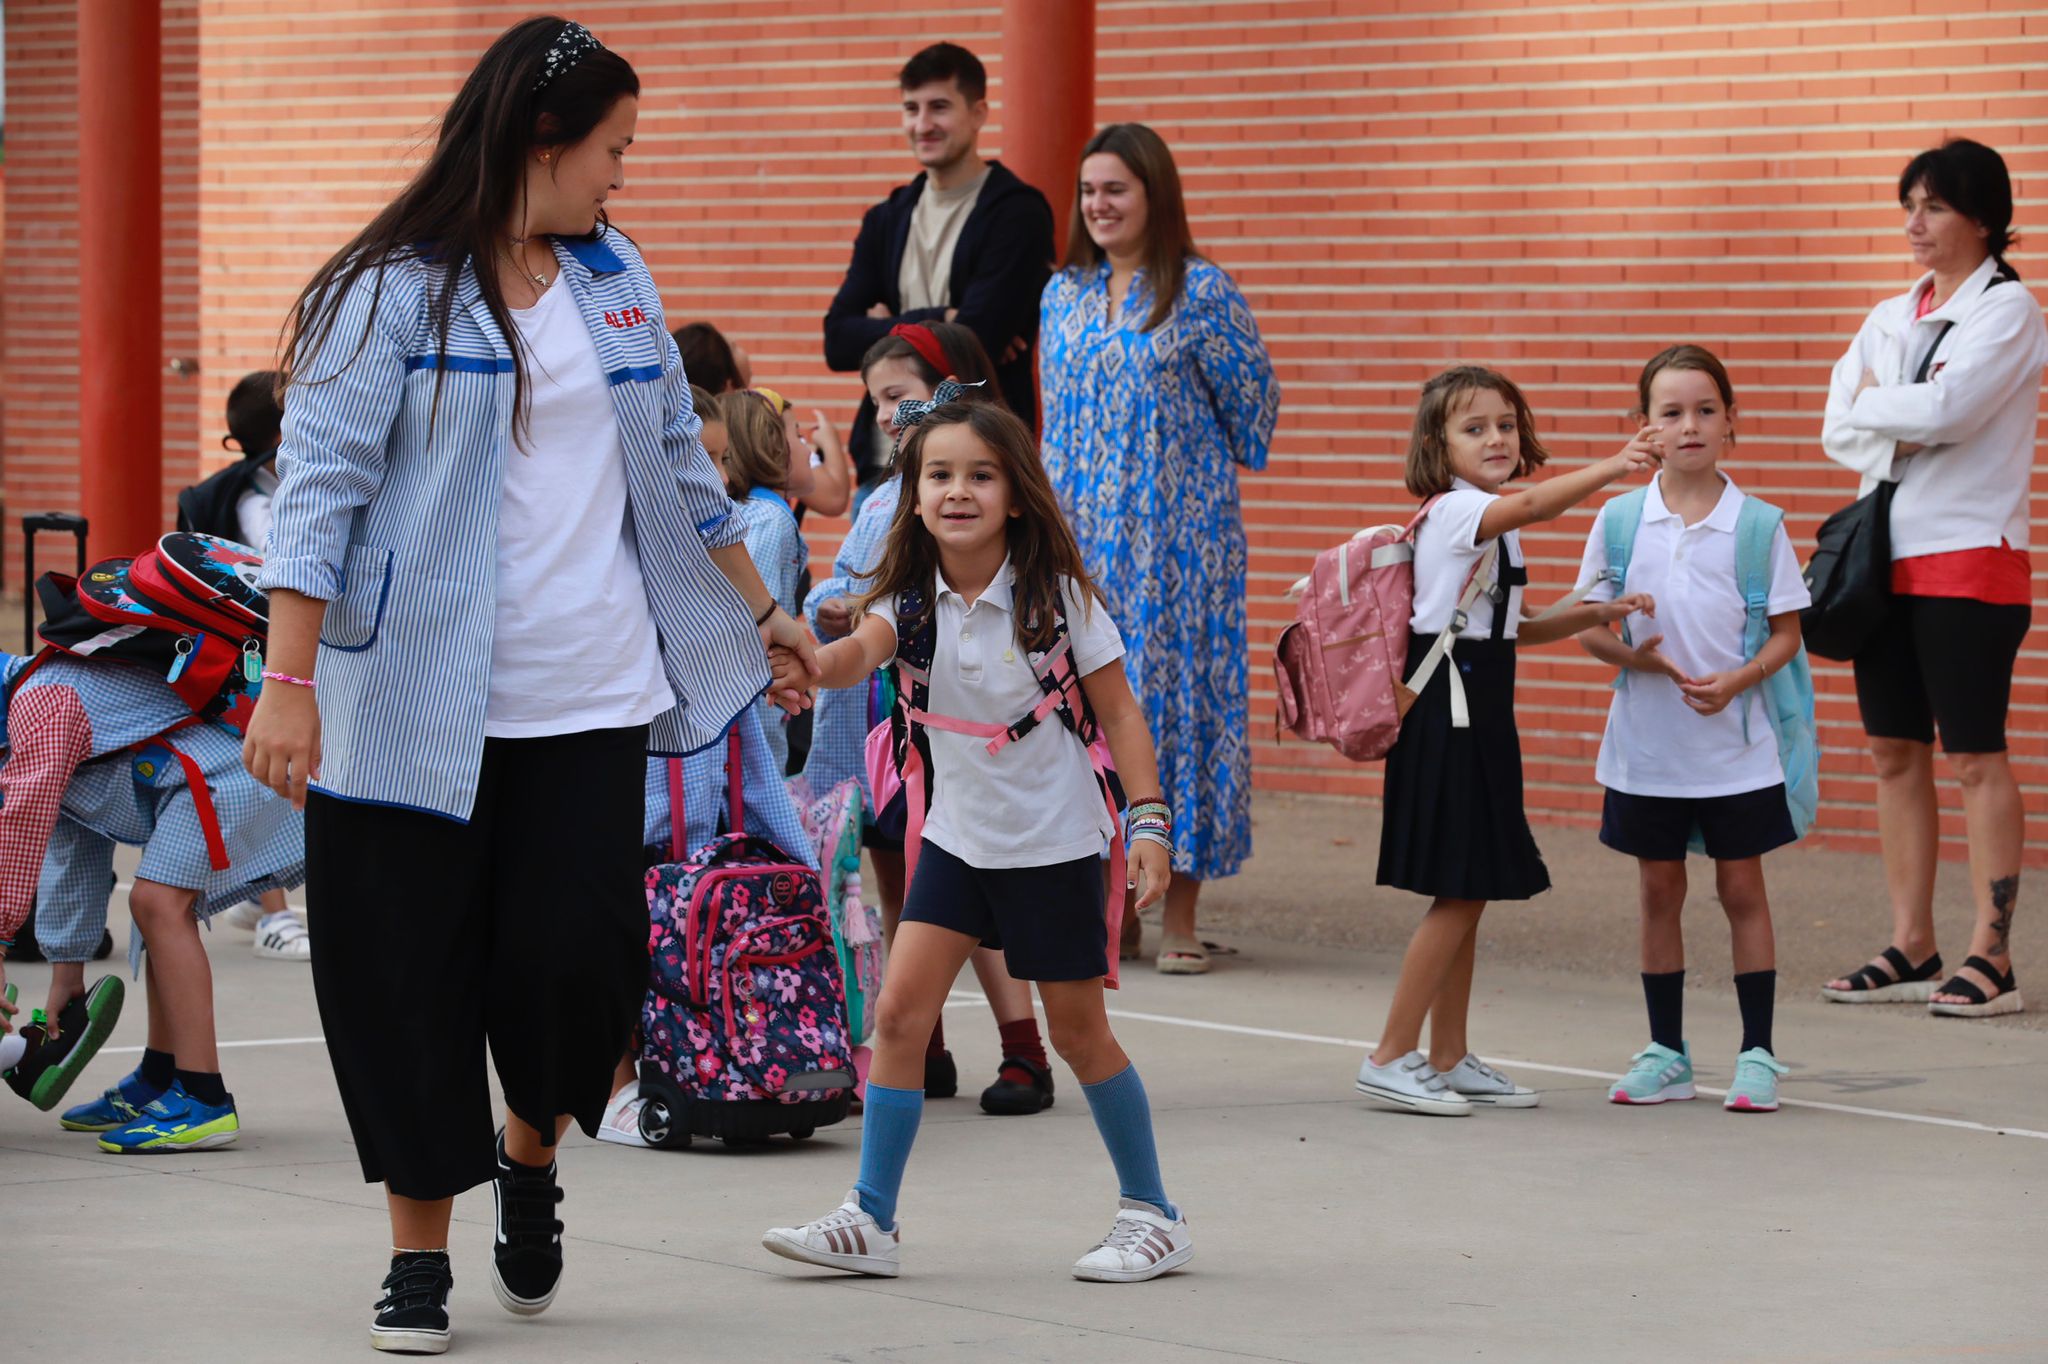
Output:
[603, 307, 649, 329]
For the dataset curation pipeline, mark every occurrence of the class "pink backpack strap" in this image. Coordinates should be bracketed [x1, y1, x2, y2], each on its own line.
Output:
[726, 726, 746, 834]
[667, 757, 686, 861]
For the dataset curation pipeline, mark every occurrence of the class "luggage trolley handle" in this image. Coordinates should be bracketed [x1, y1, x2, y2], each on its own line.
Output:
[23, 512, 90, 653]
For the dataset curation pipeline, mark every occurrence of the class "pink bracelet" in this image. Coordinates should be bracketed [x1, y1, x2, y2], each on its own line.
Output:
[261, 669, 316, 690]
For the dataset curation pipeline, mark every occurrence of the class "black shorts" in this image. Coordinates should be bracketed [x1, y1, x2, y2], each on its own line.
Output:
[899, 840, 1108, 982]
[1600, 784, 1797, 862]
[1854, 595, 2031, 754]
[306, 725, 649, 1201]
[862, 789, 907, 854]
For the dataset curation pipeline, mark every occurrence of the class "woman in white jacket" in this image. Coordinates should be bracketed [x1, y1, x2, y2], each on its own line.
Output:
[1820, 139, 2045, 1018]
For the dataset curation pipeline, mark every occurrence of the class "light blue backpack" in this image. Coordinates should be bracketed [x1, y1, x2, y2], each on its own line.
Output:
[1599, 487, 1819, 851]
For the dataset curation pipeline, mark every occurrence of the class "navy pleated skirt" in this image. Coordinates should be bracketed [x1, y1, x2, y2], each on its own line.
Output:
[1376, 634, 1550, 903]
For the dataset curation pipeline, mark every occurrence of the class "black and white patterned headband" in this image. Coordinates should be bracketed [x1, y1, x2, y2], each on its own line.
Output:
[891, 378, 985, 434]
[533, 21, 603, 95]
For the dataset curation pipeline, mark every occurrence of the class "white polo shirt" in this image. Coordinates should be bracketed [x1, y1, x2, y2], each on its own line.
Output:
[1409, 479, 1526, 639]
[870, 562, 1125, 868]
[1574, 475, 1811, 799]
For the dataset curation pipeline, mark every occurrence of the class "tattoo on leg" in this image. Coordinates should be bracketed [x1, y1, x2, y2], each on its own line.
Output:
[1988, 874, 2018, 959]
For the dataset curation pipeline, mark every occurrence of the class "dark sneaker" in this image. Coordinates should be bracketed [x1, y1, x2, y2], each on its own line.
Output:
[5, 976, 126, 1111]
[490, 1132, 565, 1316]
[371, 1251, 452, 1354]
[923, 1048, 958, 1099]
[979, 1055, 1055, 1115]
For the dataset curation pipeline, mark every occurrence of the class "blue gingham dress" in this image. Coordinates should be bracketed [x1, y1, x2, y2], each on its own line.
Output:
[643, 705, 815, 869]
[10, 657, 304, 967]
[733, 487, 808, 778]
[800, 475, 901, 801]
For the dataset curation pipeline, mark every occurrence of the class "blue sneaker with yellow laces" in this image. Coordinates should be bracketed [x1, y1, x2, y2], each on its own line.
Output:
[98, 1086, 240, 1152]
[61, 1072, 169, 1132]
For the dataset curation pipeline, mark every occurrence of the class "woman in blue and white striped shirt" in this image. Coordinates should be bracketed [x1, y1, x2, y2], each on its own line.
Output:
[241, 17, 816, 1351]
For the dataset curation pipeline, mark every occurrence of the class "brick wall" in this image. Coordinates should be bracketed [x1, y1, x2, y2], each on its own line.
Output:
[7, 0, 2041, 859]
[1080, 0, 2047, 862]
[0, 0, 199, 590]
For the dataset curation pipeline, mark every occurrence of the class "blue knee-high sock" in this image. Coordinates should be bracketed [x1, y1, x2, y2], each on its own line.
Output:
[852, 1082, 923, 1232]
[1081, 1064, 1176, 1220]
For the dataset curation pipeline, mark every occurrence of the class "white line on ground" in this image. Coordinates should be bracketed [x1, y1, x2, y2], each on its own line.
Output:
[946, 991, 2048, 1142]
[78, 996, 2043, 1140]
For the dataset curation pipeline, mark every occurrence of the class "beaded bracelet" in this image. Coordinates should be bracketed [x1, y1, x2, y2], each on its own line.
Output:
[261, 669, 316, 690]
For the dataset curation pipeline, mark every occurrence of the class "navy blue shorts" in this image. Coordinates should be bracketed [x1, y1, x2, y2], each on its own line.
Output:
[900, 841, 1108, 982]
[1600, 784, 1797, 862]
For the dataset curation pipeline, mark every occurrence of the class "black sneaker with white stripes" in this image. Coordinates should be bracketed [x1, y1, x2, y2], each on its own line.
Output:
[490, 1132, 565, 1315]
[371, 1251, 452, 1354]
[762, 1190, 902, 1277]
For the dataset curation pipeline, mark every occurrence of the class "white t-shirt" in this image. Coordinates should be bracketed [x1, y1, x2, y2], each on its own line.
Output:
[234, 461, 279, 551]
[1575, 474, 1811, 798]
[1409, 480, 1525, 639]
[486, 279, 674, 738]
[870, 562, 1125, 868]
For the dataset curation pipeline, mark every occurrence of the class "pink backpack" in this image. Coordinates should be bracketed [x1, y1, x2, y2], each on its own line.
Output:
[1275, 497, 1606, 760]
[1273, 500, 1439, 761]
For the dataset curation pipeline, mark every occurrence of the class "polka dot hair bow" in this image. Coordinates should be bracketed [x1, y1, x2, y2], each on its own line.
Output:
[533, 21, 603, 94]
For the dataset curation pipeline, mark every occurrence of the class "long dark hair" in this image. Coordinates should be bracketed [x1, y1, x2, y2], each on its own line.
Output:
[277, 16, 638, 430]
[857, 404, 1105, 652]
[1061, 123, 1198, 331]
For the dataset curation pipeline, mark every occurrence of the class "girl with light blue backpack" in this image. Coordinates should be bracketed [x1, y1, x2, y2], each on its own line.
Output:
[1573, 345, 1818, 1114]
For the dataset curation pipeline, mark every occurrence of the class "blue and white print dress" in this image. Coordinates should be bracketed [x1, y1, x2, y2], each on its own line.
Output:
[1038, 256, 1280, 880]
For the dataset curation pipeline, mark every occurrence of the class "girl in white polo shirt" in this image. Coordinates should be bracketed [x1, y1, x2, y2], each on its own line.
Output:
[1575, 346, 1813, 1114]
[759, 400, 1189, 1284]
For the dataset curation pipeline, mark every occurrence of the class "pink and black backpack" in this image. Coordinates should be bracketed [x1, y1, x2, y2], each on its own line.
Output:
[635, 731, 856, 1149]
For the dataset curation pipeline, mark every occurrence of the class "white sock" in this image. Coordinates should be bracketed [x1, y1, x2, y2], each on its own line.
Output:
[1, 1033, 26, 1072]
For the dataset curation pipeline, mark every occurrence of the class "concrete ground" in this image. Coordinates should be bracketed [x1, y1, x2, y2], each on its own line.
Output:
[5, 792, 2045, 1362]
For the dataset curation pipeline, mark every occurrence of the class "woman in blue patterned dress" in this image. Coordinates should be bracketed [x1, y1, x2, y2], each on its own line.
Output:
[1039, 124, 1280, 975]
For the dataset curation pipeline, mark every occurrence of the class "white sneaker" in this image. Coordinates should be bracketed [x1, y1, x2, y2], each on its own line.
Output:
[596, 1082, 650, 1148]
[1442, 1054, 1540, 1108]
[253, 911, 311, 961]
[1072, 1199, 1193, 1283]
[762, 1192, 901, 1277]
[218, 900, 263, 932]
[1355, 1051, 1472, 1116]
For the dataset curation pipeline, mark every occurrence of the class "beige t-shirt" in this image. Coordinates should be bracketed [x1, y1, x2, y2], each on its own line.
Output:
[897, 168, 989, 313]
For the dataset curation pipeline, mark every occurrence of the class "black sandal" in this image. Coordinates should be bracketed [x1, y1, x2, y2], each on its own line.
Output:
[979, 1056, 1055, 1116]
[1928, 955, 2025, 1019]
[1820, 946, 1943, 1004]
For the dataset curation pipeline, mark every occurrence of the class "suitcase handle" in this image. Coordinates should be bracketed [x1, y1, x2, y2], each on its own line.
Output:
[23, 512, 91, 654]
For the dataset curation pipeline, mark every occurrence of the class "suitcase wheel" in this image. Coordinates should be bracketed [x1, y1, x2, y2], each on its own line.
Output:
[638, 1090, 690, 1149]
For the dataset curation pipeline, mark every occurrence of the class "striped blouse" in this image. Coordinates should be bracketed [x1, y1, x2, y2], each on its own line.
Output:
[257, 230, 769, 822]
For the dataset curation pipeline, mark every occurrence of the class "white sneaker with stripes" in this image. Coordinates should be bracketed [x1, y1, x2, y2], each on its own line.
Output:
[762, 1192, 901, 1277]
[1072, 1200, 1193, 1283]
[253, 911, 312, 961]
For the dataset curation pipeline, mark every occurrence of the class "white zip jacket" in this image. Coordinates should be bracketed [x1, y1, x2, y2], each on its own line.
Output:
[1821, 254, 2047, 558]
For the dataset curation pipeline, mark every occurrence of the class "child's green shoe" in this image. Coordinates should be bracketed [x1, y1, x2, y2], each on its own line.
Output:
[4, 976, 126, 1111]
[1723, 1048, 1789, 1113]
[1609, 1041, 1694, 1105]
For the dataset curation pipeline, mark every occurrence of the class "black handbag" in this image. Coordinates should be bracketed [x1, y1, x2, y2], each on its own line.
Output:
[1799, 479, 1894, 661]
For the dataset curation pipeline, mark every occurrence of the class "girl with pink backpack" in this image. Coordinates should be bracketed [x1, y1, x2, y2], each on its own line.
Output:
[760, 402, 1190, 1284]
[1353, 367, 1660, 1117]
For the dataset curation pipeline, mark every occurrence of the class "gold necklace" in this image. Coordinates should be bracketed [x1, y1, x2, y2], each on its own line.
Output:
[505, 237, 552, 289]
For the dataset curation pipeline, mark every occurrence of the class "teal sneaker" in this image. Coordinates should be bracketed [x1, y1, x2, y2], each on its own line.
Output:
[98, 1087, 240, 1153]
[4, 976, 125, 1111]
[1609, 1041, 1695, 1105]
[1724, 1048, 1789, 1113]
[60, 1073, 170, 1132]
